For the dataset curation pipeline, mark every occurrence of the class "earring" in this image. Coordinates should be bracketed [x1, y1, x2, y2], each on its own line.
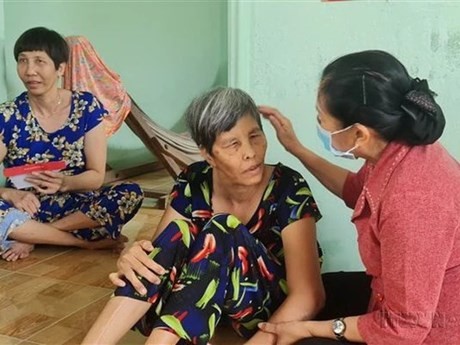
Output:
[57, 75, 63, 87]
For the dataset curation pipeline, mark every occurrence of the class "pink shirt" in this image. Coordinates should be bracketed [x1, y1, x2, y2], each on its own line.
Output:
[342, 141, 460, 345]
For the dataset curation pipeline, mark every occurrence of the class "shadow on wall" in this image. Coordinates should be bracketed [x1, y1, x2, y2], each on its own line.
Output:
[171, 61, 229, 132]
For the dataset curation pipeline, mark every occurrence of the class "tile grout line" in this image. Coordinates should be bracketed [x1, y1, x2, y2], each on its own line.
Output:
[0, 334, 27, 344]
[12, 248, 120, 289]
[16, 248, 76, 272]
[0, 248, 75, 277]
[7, 270, 116, 291]
[0, 248, 74, 276]
[19, 340, 42, 345]
[0, 270, 14, 280]
[23, 290, 113, 343]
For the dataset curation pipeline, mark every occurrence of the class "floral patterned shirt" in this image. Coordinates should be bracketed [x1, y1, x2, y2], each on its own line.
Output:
[0, 91, 107, 188]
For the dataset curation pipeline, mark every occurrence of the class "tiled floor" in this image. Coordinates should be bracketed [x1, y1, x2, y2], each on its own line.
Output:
[0, 171, 244, 345]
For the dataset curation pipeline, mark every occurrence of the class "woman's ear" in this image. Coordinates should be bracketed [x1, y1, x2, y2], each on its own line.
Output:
[57, 62, 66, 76]
[354, 123, 372, 146]
[200, 147, 214, 167]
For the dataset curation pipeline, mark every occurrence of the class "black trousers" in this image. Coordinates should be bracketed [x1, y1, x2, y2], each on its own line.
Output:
[295, 271, 372, 345]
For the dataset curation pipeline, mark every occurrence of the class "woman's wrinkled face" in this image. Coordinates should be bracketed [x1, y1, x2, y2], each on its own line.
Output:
[206, 114, 267, 187]
[16, 50, 63, 96]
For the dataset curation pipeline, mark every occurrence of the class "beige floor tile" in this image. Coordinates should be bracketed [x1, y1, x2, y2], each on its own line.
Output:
[0, 246, 71, 272]
[28, 294, 146, 345]
[31, 325, 90, 345]
[127, 208, 163, 242]
[19, 249, 120, 289]
[0, 335, 41, 345]
[29, 295, 118, 345]
[0, 269, 12, 278]
[0, 334, 23, 345]
[0, 273, 111, 339]
[28, 289, 190, 345]
[122, 208, 163, 241]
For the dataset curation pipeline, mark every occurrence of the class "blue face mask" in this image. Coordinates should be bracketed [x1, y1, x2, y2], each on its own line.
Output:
[316, 123, 358, 159]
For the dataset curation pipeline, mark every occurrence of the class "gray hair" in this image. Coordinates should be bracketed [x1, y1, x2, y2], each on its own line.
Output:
[185, 87, 262, 154]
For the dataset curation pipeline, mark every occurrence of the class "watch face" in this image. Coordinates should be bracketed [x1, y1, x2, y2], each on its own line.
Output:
[333, 319, 346, 334]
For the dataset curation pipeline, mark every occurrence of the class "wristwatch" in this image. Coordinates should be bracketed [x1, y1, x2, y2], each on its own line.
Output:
[332, 317, 347, 341]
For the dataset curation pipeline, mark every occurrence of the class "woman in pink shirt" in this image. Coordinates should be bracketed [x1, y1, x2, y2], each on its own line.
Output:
[258, 50, 460, 345]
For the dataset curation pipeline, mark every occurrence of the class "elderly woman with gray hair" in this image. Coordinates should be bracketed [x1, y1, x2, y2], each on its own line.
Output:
[83, 87, 325, 345]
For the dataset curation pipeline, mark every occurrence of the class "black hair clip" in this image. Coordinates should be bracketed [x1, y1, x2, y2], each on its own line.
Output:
[362, 74, 367, 105]
[403, 90, 437, 117]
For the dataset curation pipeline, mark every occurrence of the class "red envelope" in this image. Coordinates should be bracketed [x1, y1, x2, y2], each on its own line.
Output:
[4, 161, 67, 189]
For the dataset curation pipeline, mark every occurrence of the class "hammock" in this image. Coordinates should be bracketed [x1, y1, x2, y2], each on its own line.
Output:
[63, 36, 131, 137]
[63, 35, 201, 185]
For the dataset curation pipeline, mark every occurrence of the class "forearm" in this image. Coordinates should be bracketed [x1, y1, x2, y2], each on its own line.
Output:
[60, 170, 104, 192]
[289, 145, 350, 199]
[307, 316, 364, 343]
[270, 294, 323, 323]
[247, 295, 323, 344]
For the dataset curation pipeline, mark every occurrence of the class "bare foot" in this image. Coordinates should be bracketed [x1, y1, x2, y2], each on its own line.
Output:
[1, 242, 35, 262]
[83, 235, 128, 252]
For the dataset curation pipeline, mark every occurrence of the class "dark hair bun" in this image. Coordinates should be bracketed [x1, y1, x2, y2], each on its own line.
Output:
[400, 78, 445, 145]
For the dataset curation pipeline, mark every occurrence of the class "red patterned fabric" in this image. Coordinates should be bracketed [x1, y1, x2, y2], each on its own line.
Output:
[63, 36, 131, 137]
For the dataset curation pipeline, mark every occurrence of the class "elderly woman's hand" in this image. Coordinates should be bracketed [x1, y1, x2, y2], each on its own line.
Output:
[258, 106, 302, 154]
[1, 189, 40, 216]
[26, 170, 66, 194]
[109, 240, 167, 295]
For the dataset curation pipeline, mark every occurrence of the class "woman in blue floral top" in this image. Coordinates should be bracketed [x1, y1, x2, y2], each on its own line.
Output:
[0, 27, 143, 261]
[84, 87, 325, 345]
